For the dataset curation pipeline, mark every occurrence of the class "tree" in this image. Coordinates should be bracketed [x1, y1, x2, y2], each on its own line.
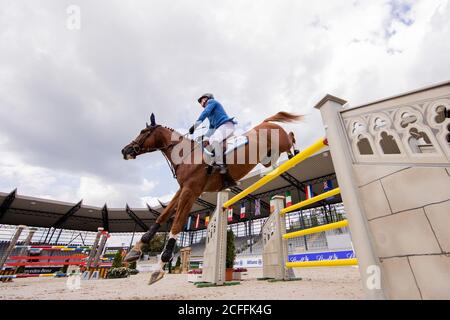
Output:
[112, 249, 123, 268]
[226, 230, 236, 269]
[147, 233, 166, 253]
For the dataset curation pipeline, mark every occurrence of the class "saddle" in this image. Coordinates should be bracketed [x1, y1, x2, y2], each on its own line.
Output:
[204, 135, 249, 190]
[202, 135, 249, 158]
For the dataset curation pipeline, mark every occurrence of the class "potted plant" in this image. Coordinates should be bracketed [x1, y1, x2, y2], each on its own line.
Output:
[233, 267, 247, 280]
[107, 267, 130, 279]
[106, 249, 130, 279]
[225, 230, 236, 281]
[187, 269, 203, 283]
[128, 261, 139, 275]
[112, 249, 123, 268]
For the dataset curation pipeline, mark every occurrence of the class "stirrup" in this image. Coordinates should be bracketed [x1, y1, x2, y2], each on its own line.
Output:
[211, 162, 227, 174]
[217, 164, 227, 174]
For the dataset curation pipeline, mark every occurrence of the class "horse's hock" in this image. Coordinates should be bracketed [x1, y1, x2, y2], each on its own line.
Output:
[317, 82, 450, 300]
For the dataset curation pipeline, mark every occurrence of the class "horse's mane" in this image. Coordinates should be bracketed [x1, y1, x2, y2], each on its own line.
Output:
[160, 126, 193, 142]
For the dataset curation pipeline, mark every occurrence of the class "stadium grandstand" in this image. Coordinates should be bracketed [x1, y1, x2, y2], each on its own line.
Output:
[1, 147, 352, 269]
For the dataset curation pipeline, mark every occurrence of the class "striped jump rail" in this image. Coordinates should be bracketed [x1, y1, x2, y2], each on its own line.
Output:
[8, 255, 88, 260]
[13, 247, 89, 252]
[14, 245, 91, 250]
[4, 254, 111, 267]
[281, 188, 341, 214]
[223, 137, 329, 208]
[5, 261, 112, 267]
[0, 272, 82, 279]
[283, 219, 359, 267]
[283, 219, 348, 240]
[5, 254, 87, 267]
[286, 258, 358, 268]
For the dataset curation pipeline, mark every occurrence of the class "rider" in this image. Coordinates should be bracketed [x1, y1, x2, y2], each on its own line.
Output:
[189, 93, 236, 174]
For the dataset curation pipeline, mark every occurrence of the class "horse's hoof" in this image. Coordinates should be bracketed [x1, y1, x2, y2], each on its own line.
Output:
[148, 270, 165, 285]
[123, 248, 142, 263]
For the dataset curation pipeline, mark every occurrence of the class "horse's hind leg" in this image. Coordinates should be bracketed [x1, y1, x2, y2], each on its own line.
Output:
[124, 188, 181, 263]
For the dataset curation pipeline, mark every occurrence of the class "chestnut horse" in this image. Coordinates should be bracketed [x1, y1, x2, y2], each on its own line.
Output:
[121, 111, 303, 284]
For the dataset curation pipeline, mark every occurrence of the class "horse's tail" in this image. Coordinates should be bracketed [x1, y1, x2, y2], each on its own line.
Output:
[263, 111, 305, 124]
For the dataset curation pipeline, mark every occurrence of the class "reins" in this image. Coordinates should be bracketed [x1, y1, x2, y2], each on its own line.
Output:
[132, 125, 202, 180]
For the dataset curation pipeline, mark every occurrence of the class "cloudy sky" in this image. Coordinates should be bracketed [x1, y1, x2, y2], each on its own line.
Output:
[0, 0, 449, 208]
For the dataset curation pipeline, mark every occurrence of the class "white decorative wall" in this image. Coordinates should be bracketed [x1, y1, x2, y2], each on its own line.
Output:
[333, 82, 450, 299]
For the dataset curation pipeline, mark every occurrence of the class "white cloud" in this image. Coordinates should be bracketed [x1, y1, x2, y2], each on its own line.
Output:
[0, 141, 159, 207]
[141, 191, 177, 208]
[0, 0, 449, 208]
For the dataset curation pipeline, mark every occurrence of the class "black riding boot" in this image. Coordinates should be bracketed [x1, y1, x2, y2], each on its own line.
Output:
[161, 238, 176, 263]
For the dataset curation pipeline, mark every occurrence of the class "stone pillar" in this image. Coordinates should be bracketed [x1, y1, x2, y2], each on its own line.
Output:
[93, 231, 109, 268]
[180, 247, 192, 274]
[0, 225, 26, 270]
[262, 196, 290, 280]
[202, 191, 229, 285]
[315, 95, 386, 300]
[18, 227, 37, 266]
[86, 227, 103, 269]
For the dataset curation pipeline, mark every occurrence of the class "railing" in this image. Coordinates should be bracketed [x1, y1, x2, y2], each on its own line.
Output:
[223, 137, 329, 208]
[283, 220, 349, 240]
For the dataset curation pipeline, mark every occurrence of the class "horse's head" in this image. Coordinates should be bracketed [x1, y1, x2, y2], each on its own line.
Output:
[121, 113, 162, 160]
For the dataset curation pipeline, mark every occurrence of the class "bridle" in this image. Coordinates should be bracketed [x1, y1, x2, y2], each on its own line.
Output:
[130, 125, 162, 154]
[129, 125, 183, 179]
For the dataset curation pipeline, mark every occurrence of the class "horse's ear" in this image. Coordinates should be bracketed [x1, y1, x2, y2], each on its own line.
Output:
[150, 113, 156, 126]
[146, 122, 150, 128]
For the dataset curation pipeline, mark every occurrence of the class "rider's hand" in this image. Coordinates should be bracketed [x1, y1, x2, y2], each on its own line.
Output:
[189, 125, 195, 135]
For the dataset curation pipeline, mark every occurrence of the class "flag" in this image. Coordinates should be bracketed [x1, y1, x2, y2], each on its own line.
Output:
[240, 202, 246, 219]
[323, 180, 335, 200]
[227, 208, 233, 222]
[186, 215, 192, 231]
[205, 215, 210, 226]
[305, 185, 314, 200]
[285, 191, 292, 207]
[270, 196, 275, 214]
[195, 214, 200, 229]
[254, 199, 261, 216]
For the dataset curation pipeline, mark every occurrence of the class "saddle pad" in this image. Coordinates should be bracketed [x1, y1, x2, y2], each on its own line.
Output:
[224, 136, 249, 156]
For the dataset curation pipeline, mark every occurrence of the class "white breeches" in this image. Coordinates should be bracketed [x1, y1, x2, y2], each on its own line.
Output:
[207, 122, 235, 165]
[207, 121, 235, 145]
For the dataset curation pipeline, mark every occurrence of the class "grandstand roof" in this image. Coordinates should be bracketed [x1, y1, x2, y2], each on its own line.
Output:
[0, 148, 341, 233]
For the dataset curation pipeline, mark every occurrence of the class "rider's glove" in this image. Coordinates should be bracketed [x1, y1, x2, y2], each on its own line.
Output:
[189, 121, 202, 135]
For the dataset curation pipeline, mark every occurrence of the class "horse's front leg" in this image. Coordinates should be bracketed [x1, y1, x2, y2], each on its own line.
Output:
[124, 188, 181, 263]
[148, 186, 200, 285]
